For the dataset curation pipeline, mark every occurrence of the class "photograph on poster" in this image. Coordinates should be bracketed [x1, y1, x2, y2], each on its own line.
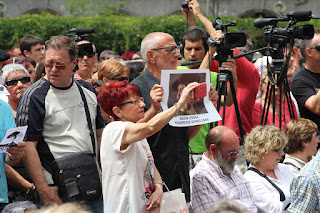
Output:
[161, 69, 221, 127]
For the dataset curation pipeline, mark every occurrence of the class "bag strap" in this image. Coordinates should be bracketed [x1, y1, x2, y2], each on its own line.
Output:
[248, 167, 285, 202]
[283, 162, 300, 171]
[74, 80, 96, 156]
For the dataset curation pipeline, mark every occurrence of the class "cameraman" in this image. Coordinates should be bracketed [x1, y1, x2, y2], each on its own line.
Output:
[186, 0, 259, 138]
[291, 34, 320, 132]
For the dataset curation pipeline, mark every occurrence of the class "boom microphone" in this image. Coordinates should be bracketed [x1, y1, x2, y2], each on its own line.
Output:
[253, 18, 279, 28]
[67, 27, 95, 35]
[287, 11, 312, 21]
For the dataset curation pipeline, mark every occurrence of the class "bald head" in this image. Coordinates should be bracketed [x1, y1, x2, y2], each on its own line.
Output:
[205, 126, 238, 151]
[141, 32, 174, 63]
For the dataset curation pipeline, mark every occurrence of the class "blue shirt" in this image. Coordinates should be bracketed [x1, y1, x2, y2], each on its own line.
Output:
[0, 99, 16, 203]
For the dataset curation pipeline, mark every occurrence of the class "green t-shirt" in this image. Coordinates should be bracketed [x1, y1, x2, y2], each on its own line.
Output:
[176, 65, 218, 153]
[189, 71, 217, 153]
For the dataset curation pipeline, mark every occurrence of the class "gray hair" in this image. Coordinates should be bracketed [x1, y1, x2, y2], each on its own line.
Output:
[140, 32, 162, 63]
[205, 199, 251, 213]
[2, 201, 37, 213]
[0, 64, 30, 85]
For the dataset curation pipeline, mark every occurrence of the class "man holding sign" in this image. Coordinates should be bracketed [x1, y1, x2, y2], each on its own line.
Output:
[131, 32, 218, 202]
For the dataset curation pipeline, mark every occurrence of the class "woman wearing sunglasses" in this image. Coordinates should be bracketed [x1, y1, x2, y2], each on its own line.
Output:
[243, 125, 295, 213]
[97, 60, 130, 85]
[97, 80, 198, 213]
[0, 64, 32, 118]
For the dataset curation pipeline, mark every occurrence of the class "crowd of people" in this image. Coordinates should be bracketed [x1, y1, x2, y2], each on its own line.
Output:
[1, 0, 320, 212]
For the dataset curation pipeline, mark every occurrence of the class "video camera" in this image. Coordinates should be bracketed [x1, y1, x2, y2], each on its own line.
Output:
[207, 17, 247, 64]
[254, 11, 315, 76]
[64, 27, 95, 42]
[181, 1, 190, 9]
[254, 11, 314, 47]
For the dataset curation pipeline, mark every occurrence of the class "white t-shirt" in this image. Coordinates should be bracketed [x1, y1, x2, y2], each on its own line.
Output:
[101, 121, 155, 213]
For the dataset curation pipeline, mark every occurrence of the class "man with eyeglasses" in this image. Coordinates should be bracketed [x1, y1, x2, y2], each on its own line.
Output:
[189, 126, 257, 213]
[16, 36, 105, 212]
[131, 32, 218, 203]
[291, 33, 320, 132]
[74, 41, 98, 80]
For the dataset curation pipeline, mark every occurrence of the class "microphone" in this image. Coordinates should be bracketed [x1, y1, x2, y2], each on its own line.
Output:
[0, 49, 10, 62]
[287, 11, 312, 21]
[66, 27, 95, 35]
[181, 60, 203, 66]
[178, 57, 182, 60]
[254, 18, 278, 28]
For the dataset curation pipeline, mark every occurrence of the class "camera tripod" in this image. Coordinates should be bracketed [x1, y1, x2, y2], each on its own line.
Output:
[260, 54, 296, 129]
[213, 67, 245, 145]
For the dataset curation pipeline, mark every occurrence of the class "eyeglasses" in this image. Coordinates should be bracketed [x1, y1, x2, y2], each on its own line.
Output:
[44, 61, 71, 71]
[270, 147, 285, 153]
[5, 76, 31, 87]
[151, 45, 179, 54]
[117, 97, 144, 107]
[111, 77, 129, 82]
[216, 145, 241, 158]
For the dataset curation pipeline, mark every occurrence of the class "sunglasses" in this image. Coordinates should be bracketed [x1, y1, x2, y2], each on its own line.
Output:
[78, 43, 96, 58]
[270, 147, 285, 153]
[117, 97, 144, 107]
[216, 145, 241, 158]
[111, 77, 129, 82]
[151, 45, 179, 54]
[5, 76, 31, 87]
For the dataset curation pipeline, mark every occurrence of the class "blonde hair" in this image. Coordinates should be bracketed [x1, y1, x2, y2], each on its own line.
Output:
[97, 60, 129, 81]
[244, 125, 288, 164]
[36, 203, 91, 213]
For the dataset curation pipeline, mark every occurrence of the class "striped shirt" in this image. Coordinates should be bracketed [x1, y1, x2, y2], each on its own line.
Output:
[289, 151, 320, 213]
[190, 154, 257, 213]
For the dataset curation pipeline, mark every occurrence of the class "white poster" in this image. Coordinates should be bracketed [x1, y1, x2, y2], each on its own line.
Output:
[161, 69, 221, 127]
[0, 126, 27, 153]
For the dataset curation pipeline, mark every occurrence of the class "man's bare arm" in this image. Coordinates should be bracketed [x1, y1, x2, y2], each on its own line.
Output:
[23, 141, 62, 206]
[305, 91, 320, 115]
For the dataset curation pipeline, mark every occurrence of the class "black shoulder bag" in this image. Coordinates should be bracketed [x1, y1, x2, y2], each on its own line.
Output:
[248, 167, 290, 210]
[50, 81, 102, 202]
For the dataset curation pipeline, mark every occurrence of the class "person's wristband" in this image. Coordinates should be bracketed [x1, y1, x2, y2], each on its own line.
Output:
[26, 183, 35, 194]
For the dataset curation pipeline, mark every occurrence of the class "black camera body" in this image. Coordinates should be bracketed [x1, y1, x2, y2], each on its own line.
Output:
[209, 18, 247, 63]
[264, 24, 314, 46]
[65, 28, 95, 42]
[181, 1, 190, 9]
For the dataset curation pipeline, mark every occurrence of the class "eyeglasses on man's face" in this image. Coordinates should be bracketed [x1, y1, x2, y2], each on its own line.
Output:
[151, 45, 179, 54]
[117, 97, 144, 107]
[44, 61, 72, 71]
[5, 76, 31, 87]
[216, 144, 241, 158]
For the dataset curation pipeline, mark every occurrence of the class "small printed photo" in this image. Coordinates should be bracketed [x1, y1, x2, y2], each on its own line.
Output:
[168, 73, 208, 115]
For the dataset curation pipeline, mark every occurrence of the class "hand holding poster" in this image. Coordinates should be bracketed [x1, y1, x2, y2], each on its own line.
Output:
[0, 126, 27, 153]
[161, 69, 221, 127]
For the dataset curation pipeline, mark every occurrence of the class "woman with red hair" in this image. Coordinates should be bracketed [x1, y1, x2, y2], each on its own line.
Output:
[98, 80, 198, 213]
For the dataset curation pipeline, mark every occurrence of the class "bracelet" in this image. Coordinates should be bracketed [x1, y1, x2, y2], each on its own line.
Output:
[26, 183, 35, 194]
[154, 180, 165, 185]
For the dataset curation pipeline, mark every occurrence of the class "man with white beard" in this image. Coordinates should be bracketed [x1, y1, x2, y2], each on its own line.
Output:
[189, 126, 257, 213]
